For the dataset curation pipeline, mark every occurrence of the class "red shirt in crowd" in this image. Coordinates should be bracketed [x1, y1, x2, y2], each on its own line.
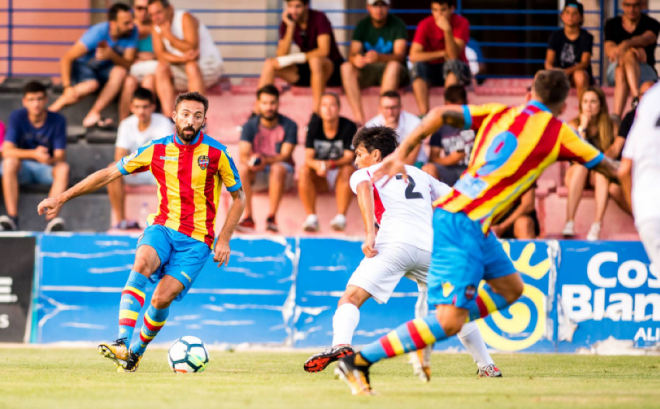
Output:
[413, 14, 470, 64]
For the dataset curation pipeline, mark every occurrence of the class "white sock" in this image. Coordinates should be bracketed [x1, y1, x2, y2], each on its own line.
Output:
[332, 303, 360, 346]
[457, 321, 494, 368]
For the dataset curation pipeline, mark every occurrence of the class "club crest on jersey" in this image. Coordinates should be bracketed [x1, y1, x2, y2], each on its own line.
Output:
[465, 285, 476, 300]
[198, 155, 210, 170]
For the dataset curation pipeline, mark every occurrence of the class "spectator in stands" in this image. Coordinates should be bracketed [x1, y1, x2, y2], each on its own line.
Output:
[49, 3, 138, 129]
[0, 82, 69, 232]
[491, 187, 539, 240]
[545, 1, 593, 100]
[365, 91, 426, 166]
[299, 93, 357, 232]
[422, 85, 474, 186]
[149, 0, 224, 115]
[119, 0, 158, 121]
[342, 0, 409, 125]
[563, 87, 617, 241]
[237, 86, 297, 233]
[409, 0, 471, 115]
[107, 88, 173, 230]
[257, 0, 344, 115]
[604, 0, 660, 117]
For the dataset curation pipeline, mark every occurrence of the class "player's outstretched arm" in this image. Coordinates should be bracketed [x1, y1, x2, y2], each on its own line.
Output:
[213, 187, 246, 267]
[592, 156, 620, 183]
[356, 181, 378, 258]
[372, 105, 464, 185]
[37, 166, 123, 219]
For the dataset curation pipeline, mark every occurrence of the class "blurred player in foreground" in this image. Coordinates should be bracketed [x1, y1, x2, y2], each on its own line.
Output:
[619, 82, 660, 280]
[334, 70, 620, 395]
[303, 125, 501, 380]
[37, 92, 245, 372]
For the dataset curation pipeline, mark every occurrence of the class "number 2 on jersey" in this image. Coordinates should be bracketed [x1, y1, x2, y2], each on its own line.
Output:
[397, 175, 423, 200]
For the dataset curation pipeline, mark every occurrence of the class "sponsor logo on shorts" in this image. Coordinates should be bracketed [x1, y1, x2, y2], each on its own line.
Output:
[442, 282, 454, 298]
[465, 285, 476, 300]
[120, 328, 126, 334]
[181, 271, 192, 282]
[198, 155, 210, 170]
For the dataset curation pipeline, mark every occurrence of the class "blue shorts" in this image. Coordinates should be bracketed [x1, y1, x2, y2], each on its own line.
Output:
[0, 160, 53, 185]
[138, 224, 211, 301]
[607, 61, 658, 86]
[428, 208, 516, 308]
[71, 60, 113, 86]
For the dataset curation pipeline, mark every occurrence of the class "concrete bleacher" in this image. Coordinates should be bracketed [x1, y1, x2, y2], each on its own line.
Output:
[0, 0, 642, 239]
[0, 76, 638, 238]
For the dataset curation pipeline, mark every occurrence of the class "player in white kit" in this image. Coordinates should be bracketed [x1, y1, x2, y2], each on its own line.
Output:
[303, 125, 500, 380]
[619, 82, 660, 273]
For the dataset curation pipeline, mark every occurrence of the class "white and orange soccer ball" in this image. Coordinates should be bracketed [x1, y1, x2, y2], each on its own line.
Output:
[167, 336, 209, 373]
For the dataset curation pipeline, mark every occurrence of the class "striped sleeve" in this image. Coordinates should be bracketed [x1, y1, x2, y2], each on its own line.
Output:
[463, 103, 509, 132]
[116, 142, 154, 175]
[218, 147, 242, 192]
[557, 123, 604, 169]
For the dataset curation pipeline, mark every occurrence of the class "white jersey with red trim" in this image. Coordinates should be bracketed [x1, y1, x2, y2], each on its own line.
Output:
[350, 164, 451, 252]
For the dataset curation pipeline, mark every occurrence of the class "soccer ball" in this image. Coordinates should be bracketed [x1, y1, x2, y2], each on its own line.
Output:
[167, 336, 209, 373]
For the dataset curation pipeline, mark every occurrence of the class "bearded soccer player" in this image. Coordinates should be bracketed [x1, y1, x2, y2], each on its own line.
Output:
[37, 92, 245, 372]
[334, 70, 620, 395]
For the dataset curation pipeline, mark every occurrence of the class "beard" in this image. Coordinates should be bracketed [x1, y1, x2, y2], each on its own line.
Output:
[176, 123, 200, 143]
[261, 110, 278, 121]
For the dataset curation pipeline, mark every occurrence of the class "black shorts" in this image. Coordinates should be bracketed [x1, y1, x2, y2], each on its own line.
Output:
[414, 60, 472, 87]
[498, 209, 541, 239]
[294, 59, 343, 87]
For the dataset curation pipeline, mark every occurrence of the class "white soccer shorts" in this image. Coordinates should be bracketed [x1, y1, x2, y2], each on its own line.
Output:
[347, 242, 430, 304]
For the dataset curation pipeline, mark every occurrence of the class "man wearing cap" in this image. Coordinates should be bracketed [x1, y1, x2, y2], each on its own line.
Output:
[545, 1, 593, 100]
[341, 0, 409, 125]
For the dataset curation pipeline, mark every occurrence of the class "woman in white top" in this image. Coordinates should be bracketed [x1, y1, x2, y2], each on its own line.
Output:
[148, 0, 223, 114]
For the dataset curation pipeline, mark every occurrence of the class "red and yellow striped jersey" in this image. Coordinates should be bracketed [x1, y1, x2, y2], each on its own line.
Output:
[434, 100, 604, 234]
[117, 132, 241, 247]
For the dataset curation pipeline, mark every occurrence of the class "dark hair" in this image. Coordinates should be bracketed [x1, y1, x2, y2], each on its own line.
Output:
[23, 81, 47, 96]
[431, 0, 456, 7]
[444, 85, 467, 105]
[148, 0, 170, 7]
[285, 0, 309, 4]
[174, 91, 208, 114]
[533, 70, 570, 109]
[132, 87, 155, 103]
[321, 92, 340, 107]
[257, 84, 280, 100]
[108, 2, 132, 21]
[352, 125, 399, 158]
[380, 90, 401, 101]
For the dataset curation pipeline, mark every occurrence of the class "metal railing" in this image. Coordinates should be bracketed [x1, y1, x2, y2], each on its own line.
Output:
[0, 2, 609, 82]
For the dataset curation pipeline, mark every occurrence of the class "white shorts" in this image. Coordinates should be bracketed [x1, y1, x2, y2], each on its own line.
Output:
[171, 57, 223, 91]
[637, 219, 660, 274]
[130, 60, 159, 82]
[347, 242, 430, 304]
[125, 171, 157, 185]
[325, 168, 339, 190]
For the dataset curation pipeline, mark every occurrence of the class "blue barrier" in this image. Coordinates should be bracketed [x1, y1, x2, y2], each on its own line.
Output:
[31, 235, 657, 353]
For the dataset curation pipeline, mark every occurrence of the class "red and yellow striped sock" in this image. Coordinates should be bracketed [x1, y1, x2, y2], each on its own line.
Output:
[130, 305, 169, 355]
[117, 271, 147, 342]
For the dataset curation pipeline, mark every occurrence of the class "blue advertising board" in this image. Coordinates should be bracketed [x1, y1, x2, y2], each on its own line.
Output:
[31, 235, 657, 353]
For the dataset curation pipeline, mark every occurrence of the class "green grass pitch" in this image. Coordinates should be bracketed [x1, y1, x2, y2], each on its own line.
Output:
[1, 348, 659, 409]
